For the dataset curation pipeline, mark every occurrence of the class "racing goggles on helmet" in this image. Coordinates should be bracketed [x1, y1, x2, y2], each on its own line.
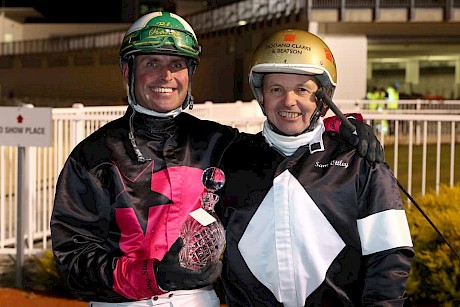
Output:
[122, 25, 201, 60]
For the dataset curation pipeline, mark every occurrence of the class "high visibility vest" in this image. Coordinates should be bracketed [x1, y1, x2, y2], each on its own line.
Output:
[386, 87, 399, 109]
[366, 92, 379, 110]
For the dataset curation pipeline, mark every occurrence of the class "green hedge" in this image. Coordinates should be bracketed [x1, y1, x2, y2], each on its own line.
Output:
[405, 184, 460, 306]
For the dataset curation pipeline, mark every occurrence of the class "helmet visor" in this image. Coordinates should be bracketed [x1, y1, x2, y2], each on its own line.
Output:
[122, 25, 200, 60]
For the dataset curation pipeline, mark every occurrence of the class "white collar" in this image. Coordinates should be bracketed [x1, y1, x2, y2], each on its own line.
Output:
[262, 119, 325, 156]
[128, 95, 182, 118]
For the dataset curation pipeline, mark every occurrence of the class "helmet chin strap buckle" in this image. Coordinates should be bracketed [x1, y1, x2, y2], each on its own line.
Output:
[305, 93, 326, 132]
[188, 96, 194, 110]
[182, 94, 194, 110]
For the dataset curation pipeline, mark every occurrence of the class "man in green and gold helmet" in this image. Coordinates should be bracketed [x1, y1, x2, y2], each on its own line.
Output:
[119, 11, 201, 112]
[51, 12, 231, 306]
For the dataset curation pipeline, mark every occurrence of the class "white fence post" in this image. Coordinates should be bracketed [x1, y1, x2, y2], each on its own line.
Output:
[415, 99, 422, 145]
[72, 102, 86, 148]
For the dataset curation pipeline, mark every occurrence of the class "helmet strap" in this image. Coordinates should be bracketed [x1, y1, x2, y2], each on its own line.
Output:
[127, 56, 137, 107]
[305, 99, 325, 133]
[306, 85, 335, 132]
[187, 95, 194, 110]
[257, 89, 266, 115]
[182, 60, 197, 110]
[128, 109, 152, 164]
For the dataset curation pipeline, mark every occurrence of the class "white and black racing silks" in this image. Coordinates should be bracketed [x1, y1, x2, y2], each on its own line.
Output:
[218, 131, 414, 307]
[50, 107, 239, 302]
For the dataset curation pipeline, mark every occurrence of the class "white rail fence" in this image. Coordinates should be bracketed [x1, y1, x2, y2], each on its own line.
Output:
[0, 99, 459, 255]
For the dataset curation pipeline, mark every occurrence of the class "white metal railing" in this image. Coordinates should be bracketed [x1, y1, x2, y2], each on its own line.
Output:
[0, 100, 459, 255]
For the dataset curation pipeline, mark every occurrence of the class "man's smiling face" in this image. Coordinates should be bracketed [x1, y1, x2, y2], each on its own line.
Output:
[123, 54, 189, 113]
[261, 73, 319, 135]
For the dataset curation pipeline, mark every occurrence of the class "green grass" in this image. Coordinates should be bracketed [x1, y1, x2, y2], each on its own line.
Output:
[383, 143, 460, 198]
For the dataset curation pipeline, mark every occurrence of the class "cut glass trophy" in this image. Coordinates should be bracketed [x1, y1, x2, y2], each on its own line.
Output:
[179, 167, 226, 270]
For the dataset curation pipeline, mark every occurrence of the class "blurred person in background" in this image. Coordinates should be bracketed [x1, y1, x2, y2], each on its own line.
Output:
[386, 81, 400, 135]
[366, 86, 388, 135]
[366, 86, 379, 110]
[386, 81, 400, 110]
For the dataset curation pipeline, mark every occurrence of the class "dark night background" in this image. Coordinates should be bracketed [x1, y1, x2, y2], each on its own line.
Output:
[4, 1, 236, 23]
[3, 0, 123, 23]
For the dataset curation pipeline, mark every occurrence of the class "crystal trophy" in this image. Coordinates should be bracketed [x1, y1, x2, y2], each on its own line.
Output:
[179, 167, 226, 270]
